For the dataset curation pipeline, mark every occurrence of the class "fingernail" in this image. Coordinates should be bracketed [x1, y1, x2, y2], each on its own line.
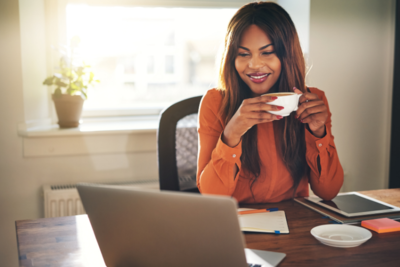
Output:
[295, 114, 298, 119]
[301, 119, 304, 123]
[271, 96, 277, 100]
[277, 106, 284, 110]
[293, 87, 297, 91]
[277, 115, 283, 119]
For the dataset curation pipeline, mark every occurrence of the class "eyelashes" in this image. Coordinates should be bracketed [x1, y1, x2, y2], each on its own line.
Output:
[237, 51, 275, 57]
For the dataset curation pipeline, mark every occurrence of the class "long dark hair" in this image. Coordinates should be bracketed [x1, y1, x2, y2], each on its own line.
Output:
[218, 2, 309, 197]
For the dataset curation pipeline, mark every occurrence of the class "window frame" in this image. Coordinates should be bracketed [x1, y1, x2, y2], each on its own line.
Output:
[48, 0, 249, 119]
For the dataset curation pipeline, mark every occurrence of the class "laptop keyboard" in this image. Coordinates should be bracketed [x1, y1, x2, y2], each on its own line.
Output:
[248, 264, 262, 267]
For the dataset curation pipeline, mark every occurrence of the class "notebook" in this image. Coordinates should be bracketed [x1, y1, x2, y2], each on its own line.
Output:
[77, 184, 286, 267]
[238, 208, 289, 234]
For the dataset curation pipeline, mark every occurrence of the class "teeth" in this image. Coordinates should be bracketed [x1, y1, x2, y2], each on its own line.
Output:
[250, 74, 268, 79]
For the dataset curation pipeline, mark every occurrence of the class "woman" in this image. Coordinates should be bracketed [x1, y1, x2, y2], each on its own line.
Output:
[196, 2, 343, 203]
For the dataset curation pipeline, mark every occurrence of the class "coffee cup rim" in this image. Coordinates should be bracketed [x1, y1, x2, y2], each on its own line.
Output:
[263, 92, 297, 96]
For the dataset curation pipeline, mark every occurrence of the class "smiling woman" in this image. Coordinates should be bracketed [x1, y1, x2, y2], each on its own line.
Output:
[196, 2, 344, 203]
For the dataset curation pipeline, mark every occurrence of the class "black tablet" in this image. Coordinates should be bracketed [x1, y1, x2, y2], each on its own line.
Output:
[305, 192, 400, 217]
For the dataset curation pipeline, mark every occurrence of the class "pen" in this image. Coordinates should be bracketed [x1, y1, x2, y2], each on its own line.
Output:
[238, 208, 278, 215]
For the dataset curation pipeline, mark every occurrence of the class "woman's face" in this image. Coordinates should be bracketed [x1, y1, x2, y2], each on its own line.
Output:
[235, 24, 282, 96]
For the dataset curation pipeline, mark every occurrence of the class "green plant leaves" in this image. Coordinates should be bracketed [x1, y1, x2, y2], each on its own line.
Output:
[55, 79, 68, 87]
[76, 66, 85, 76]
[89, 72, 94, 83]
[43, 76, 54, 85]
[43, 56, 99, 100]
[80, 89, 87, 99]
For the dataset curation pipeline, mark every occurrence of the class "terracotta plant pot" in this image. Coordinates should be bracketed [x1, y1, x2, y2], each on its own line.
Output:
[52, 94, 85, 128]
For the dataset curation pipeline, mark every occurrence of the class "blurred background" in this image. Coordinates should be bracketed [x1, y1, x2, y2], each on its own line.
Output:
[0, 0, 395, 266]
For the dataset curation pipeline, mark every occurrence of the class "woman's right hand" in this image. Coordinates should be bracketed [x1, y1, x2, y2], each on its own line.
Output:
[222, 95, 283, 147]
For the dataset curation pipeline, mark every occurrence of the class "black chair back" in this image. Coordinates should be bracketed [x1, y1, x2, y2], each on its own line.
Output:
[157, 96, 202, 192]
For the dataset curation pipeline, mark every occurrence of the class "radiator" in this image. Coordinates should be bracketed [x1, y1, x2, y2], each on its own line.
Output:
[43, 184, 85, 218]
[43, 182, 160, 218]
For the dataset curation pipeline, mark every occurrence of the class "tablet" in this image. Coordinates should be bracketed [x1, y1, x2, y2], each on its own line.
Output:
[305, 192, 400, 217]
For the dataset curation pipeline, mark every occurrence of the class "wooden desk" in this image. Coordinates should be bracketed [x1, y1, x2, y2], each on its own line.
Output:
[16, 189, 400, 267]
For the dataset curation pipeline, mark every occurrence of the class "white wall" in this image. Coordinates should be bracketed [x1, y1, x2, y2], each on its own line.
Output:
[19, 0, 49, 122]
[308, 0, 395, 191]
[0, 1, 26, 266]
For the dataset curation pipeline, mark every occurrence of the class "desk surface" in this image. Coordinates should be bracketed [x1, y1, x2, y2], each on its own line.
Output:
[16, 189, 400, 267]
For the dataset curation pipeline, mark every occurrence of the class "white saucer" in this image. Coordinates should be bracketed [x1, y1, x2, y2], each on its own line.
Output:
[311, 224, 372, 248]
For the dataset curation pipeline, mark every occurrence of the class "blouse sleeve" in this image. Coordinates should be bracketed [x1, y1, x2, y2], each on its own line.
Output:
[305, 89, 344, 201]
[196, 90, 242, 195]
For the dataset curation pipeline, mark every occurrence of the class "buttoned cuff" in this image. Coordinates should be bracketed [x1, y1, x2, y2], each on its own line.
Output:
[305, 126, 332, 154]
[215, 134, 242, 167]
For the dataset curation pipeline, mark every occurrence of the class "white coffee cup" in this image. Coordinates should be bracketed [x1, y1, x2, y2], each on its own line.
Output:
[264, 92, 302, 117]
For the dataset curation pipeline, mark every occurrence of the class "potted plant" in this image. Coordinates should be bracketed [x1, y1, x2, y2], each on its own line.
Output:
[43, 37, 99, 128]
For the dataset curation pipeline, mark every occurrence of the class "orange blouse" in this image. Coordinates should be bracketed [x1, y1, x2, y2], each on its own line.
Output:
[196, 87, 344, 203]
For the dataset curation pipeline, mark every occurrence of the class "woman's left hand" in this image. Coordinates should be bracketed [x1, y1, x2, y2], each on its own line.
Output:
[294, 87, 327, 138]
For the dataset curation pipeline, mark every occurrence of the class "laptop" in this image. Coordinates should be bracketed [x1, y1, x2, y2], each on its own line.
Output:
[77, 184, 286, 267]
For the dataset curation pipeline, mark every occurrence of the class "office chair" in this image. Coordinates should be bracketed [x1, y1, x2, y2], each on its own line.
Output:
[157, 95, 203, 193]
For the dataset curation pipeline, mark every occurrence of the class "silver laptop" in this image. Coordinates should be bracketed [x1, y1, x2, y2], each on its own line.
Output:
[77, 184, 286, 267]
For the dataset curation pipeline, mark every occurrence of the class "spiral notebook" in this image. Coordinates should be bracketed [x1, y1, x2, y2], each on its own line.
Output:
[238, 208, 289, 234]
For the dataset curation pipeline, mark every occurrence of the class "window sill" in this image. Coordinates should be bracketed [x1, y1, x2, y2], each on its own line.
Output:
[19, 116, 160, 157]
[18, 115, 160, 138]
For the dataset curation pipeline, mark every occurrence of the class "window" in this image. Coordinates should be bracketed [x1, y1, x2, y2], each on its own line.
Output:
[66, 5, 238, 116]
